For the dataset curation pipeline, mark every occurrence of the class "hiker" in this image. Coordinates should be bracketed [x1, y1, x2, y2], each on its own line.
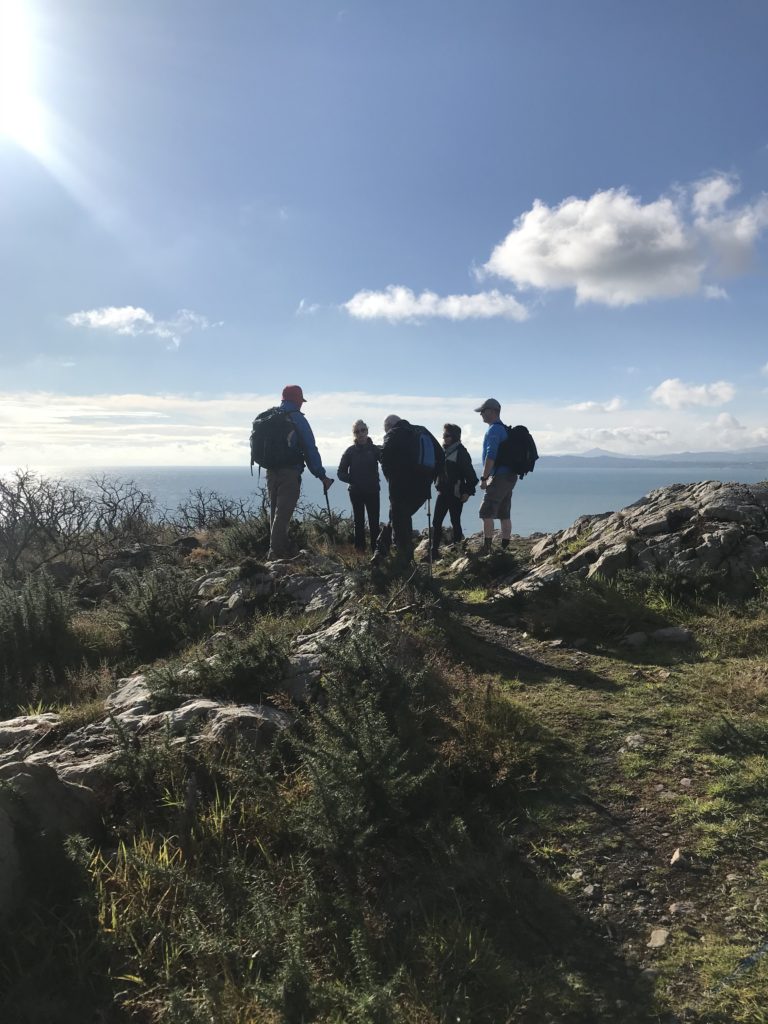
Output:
[376, 414, 444, 565]
[476, 397, 516, 554]
[252, 385, 334, 560]
[337, 419, 381, 553]
[432, 423, 478, 560]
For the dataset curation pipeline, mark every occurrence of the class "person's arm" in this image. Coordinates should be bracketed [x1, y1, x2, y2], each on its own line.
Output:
[431, 432, 445, 484]
[291, 412, 334, 489]
[379, 433, 393, 480]
[337, 447, 352, 484]
[480, 424, 502, 490]
[460, 446, 478, 497]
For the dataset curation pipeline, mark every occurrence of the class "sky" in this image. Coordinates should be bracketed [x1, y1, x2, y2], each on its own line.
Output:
[0, 0, 767, 469]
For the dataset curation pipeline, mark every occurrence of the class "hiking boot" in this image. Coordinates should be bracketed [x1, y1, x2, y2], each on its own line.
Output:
[482, 538, 493, 556]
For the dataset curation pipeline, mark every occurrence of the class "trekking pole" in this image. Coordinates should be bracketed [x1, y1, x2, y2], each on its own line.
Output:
[324, 487, 336, 545]
[426, 492, 433, 579]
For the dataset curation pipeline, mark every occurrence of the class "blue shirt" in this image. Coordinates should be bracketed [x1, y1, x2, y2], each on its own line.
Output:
[482, 420, 512, 476]
[280, 400, 327, 479]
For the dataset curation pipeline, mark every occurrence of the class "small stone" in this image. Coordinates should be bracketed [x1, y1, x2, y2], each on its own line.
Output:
[726, 873, 741, 883]
[679, 778, 692, 788]
[655, 784, 665, 792]
[571, 868, 585, 881]
[623, 733, 646, 750]
[647, 928, 670, 948]
[583, 884, 602, 900]
[641, 968, 659, 980]
[670, 848, 689, 868]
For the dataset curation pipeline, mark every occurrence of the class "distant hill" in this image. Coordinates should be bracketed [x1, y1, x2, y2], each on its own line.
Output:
[543, 445, 768, 469]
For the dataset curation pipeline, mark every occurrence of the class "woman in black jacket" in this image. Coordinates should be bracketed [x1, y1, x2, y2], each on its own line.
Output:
[432, 423, 478, 559]
[337, 420, 381, 552]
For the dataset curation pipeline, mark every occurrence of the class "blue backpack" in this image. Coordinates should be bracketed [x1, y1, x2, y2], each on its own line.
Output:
[410, 424, 442, 480]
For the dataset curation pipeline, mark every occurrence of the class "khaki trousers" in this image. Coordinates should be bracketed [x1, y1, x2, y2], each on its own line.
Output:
[266, 467, 301, 558]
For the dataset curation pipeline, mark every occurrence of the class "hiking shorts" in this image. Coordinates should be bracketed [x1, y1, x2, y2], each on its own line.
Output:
[479, 473, 517, 520]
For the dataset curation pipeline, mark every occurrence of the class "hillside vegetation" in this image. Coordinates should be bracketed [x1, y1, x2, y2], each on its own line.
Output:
[0, 472, 767, 1024]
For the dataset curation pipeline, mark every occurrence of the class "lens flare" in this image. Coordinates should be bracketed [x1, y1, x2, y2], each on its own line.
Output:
[0, 0, 46, 155]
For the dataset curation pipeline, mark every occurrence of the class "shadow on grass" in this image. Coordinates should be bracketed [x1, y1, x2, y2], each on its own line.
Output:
[445, 608, 621, 692]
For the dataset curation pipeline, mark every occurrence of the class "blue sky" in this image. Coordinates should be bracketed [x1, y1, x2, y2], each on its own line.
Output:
[1, 0, 767, 467]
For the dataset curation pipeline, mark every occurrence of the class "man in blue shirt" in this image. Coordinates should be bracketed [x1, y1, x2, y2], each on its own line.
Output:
[267, 385, 334, 559]
[475, 397, 517, 555]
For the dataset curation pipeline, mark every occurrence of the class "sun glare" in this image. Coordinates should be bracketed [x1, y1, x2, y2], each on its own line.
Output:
[0, 0, 46, 156]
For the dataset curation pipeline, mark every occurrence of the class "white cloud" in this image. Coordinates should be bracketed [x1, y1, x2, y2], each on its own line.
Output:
[762, 362, 768, 376]
[703, 285, 728, 300]
[692, 174, 739, 218]
[567, 397, 624, 413]
[66, 306, 217, 348]
[296, 299, 320, 316]
[343, 286, 528, 322]
[482, 175, 768, 307]
[1, 388, 767, 470]
[650, 378, 736, 410]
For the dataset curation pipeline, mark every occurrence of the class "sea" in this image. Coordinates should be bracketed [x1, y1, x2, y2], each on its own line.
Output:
[48, 462, 768, 538]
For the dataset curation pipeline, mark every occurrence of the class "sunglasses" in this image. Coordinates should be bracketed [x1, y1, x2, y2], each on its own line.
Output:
[353, 428, 368, 434]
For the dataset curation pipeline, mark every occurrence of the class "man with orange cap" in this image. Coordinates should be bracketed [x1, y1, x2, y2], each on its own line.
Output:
[266, 385, 334, 559]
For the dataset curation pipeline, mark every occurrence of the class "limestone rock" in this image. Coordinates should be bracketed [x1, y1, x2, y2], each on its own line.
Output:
[524, 481, 768, 596]
[651, 626, 693, 644]
[647, 928, 670, 949]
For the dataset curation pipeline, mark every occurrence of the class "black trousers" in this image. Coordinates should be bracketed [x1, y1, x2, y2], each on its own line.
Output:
[349, 486, 380, 552]
[432, 493, 464, 551]
[388, 484, 428, 562]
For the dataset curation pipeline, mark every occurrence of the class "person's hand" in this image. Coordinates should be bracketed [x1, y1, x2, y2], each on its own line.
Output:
[461, 493, 470, 503]
[479, 479, 488, 491]
[322, 477, 335, 492]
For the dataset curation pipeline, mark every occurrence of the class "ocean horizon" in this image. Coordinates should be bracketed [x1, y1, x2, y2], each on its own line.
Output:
[24, 461, 768, 538]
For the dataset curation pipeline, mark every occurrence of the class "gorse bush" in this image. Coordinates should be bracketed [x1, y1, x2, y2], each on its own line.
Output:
[149, 616, 291, 705]
[217, 514, 272, 561]
[0, 572, 82, 714]
[294, 629, 439, 859]
[113, 565, 200, 661]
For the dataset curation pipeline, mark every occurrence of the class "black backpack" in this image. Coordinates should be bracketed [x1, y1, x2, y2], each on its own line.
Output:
[249, 407, 299, 473]
[495, 424, 539, 478]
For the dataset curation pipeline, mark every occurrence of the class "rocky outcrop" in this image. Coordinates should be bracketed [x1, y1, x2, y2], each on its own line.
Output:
[193, 552, 345, 628]
[516, 481, 768, 596]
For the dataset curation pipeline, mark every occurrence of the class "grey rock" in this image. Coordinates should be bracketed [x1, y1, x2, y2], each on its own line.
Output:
[647, 928, 670, 948]
[587, 544, 630, 579]
[622, 632, 648, 648]
[651, 626, 693, 644]
[105, 674, 152, 715]
[0, 761, 98, 837]
[205, 704, 293, 749]
[623, 733, 647, 751]
[0, 712, 61, 754]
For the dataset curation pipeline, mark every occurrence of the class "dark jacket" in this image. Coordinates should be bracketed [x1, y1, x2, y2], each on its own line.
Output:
[436, 442, 478, 498]
[380, 420, 444, 493]
[337, 438, 381, 493]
